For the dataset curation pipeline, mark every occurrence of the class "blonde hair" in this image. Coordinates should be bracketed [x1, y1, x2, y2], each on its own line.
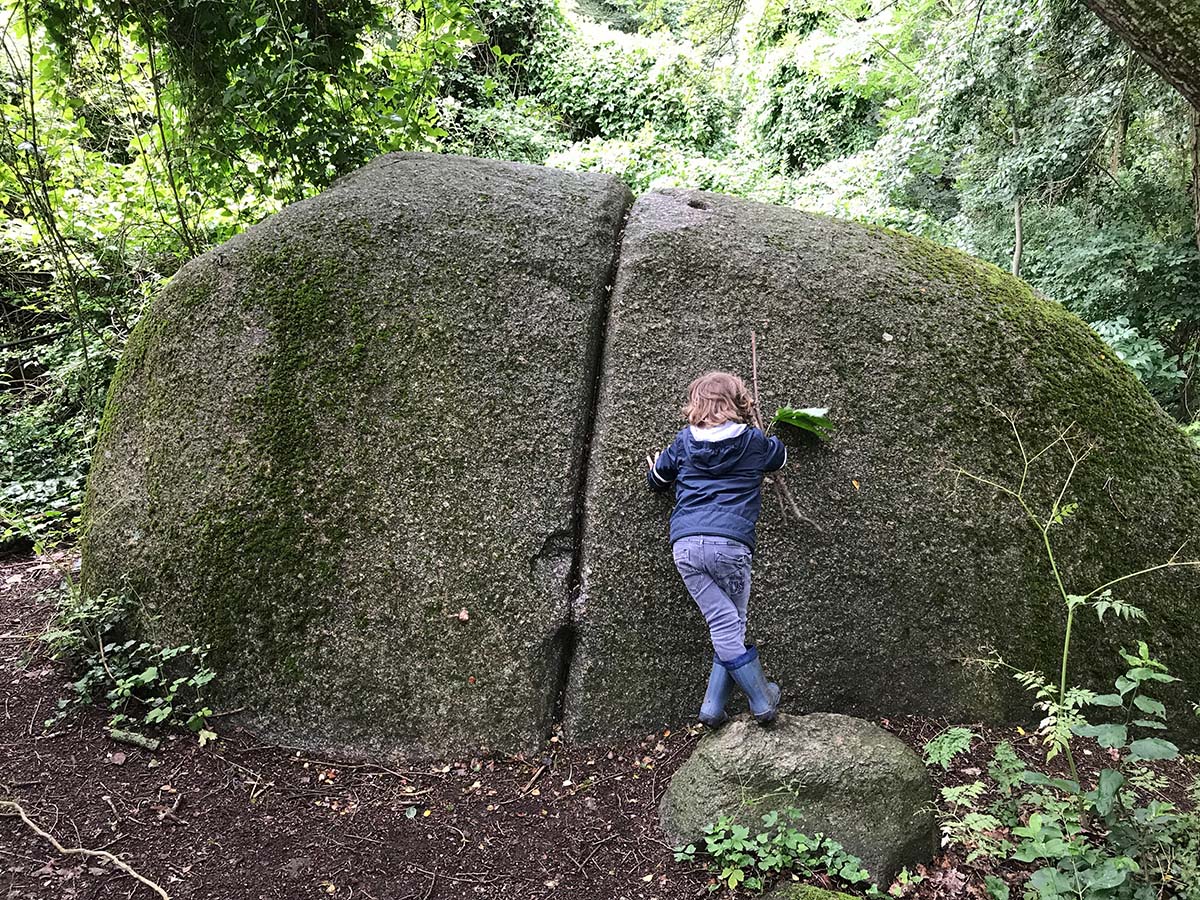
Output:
[682, 371, 755, 427]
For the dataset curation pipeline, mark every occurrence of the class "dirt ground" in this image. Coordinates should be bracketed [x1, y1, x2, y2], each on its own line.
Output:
[2, 553, 1196, 900]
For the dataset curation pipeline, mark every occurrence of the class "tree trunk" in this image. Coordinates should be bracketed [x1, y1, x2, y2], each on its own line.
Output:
[1012, 196, 1024, 278]
[1191, 105, 1200, 253]
[1085, 0, 1200, 106]
[1010, 107, 1024, 279]
[1182, 107, 1200, 419]
[1111, 102, 1130, 176]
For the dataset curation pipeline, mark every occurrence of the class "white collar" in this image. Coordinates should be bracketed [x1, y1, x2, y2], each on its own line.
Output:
[689, 422, 747, 442]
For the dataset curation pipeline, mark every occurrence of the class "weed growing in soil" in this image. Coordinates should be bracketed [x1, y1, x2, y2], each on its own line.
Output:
[923, 727, 977, 770]
[42, 586, 216, 742]
[950, 412, 1200, 899]
[674, 808, 874, 894]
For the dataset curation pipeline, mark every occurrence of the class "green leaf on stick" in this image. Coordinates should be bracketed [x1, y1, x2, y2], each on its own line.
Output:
[771, 406, 835, 441]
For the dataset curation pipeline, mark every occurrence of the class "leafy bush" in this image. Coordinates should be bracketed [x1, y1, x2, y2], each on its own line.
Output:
[443, 98, 568, 164]
[934, 652, 1200, 899]
[1090, 317, 1188, 404]
[1010, 643, 1199, 899]
[0, 325, 121, 549]
[755, 58, 880, 174]
[530, 19, 729, 149]
[938, 780, 1013, 864]
[43, 587, 216, 742]
[0, 403, 91, 547]
[674, 808, 873, 893]
[1182, 421, 1200, 450]
[548, 127, 800, 199]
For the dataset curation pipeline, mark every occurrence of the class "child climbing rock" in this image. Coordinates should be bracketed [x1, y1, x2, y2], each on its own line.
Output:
[645, 371, 786, 726]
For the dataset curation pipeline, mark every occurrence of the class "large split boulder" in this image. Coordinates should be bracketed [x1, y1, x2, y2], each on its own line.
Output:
[83, 155, 1200, 758]
[81, 153, 631, 756]
[565, 188, 1200, 742]
[659, 713, 937, 885]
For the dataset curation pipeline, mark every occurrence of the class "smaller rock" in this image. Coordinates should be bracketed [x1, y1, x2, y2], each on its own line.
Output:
[659, 713, 936, 886]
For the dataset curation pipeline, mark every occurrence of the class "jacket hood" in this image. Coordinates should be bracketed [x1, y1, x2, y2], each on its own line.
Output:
[683, 428, 754, 475]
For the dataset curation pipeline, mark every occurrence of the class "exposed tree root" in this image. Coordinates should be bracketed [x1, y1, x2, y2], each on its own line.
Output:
[0, 798, 170, 899]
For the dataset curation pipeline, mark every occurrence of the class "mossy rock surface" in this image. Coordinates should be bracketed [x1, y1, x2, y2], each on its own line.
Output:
[565, 188, 1200, 742]
[84, 161, 1200, 757]
[659, 713, 936, 885]
[81, 152, 632, 757]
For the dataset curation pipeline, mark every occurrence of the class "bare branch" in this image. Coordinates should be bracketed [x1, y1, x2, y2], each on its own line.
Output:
[749, 331, 823, 534]
[0, 800, 170, 899]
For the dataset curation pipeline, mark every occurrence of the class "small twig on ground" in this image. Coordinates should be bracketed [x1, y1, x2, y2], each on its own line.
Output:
[205, 707, 246, 719]
[520, 764, 546, 795]
[109, 728, 160, 751]
[292, 756, 414, 781]
[750, 332, 824, 534]
[0, 799, 170, 899]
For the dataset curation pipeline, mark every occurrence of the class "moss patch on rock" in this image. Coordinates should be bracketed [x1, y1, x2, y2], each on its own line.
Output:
[764, 885, 857, 900]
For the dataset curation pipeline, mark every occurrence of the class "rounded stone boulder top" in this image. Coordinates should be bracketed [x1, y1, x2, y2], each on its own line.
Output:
[659, 713, 937, 887]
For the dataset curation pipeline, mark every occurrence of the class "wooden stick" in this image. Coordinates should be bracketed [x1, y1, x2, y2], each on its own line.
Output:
[108, 728, 161, 751]
[750, 331, 824, 534]
[0, 799, 170, 899]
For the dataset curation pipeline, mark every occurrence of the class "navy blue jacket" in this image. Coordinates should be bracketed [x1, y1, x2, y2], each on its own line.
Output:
[647, 424, 786, 550]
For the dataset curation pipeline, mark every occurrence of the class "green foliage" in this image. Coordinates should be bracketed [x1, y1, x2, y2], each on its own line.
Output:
[755, 59, 879, 174]
[674, 808, 874, 894]
[34, 0, 486, 196]
[952, 415, 1200, 899]
[43, 587, 216, 742]
[939, 780, 1013, 863]
[934, 649, 1200, 900]
[1182, 420, 1200, 449]
[770, 406, 835, 441]
[548, 126, 796, 197]
[986, 740, 1027, 828]
[0, 401, 93, 545]
[443, 98, 567, 164]
[530, 17, 728, 149]
[922, 726, 976, 770]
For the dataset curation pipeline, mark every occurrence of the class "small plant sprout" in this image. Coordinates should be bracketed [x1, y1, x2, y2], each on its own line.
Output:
[923, 726, 977, 770]
[677, 808, 875, 894]
[42, 588, 217, 743]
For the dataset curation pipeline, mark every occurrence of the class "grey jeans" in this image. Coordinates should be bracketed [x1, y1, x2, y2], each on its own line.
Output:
[672, 535, 752, 662]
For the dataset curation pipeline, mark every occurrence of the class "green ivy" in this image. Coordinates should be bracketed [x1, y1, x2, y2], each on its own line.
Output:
[674, 808, 876, 894]
[42, 587, 217, 743]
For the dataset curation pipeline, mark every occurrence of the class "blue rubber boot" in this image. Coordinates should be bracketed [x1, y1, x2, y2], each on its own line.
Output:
[699, 657, 733, 727]
[723, 646, 781, 723]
